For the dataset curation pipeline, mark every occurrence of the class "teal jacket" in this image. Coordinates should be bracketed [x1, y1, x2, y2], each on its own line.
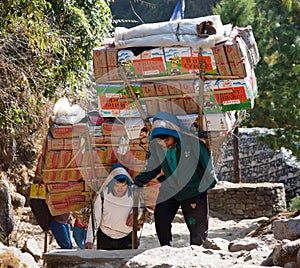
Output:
[135, 112, 217, 201]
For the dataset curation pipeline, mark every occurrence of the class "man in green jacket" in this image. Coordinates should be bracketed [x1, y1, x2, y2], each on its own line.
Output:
[134, 112, 217, 247]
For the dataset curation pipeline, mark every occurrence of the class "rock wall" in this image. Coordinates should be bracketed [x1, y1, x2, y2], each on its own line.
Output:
[216, 128, 300, 203]
[208, 182, 287, 220]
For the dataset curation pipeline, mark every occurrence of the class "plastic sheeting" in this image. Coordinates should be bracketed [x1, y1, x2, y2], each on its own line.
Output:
[114, 15, 230, 49]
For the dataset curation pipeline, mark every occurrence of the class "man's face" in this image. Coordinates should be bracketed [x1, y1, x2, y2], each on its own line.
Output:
[156, 136, 175, 149]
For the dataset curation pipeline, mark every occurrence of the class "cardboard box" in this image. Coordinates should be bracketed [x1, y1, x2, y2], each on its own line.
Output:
[204, 78, 256, 112]
[101, 122, 127, 136]
[44, 151, 60, 169]
[48, 201, 87, 216]
[171, 98, 186, 115]
[211, 44, 232, 76]
[180, 80, 195, 94]
[158, 99, 172, 113]
[46, 181, 84, 193]
[46, 191, 85, 205]
[155, 82, 169, 96]
[49, 123, 88, 139]
[96, 83, 147, 117]
[93, 47, 109, 82]
[167, 81, 182, 95]
[164, 47, 192, 75]
[191, 48, 217, 74]
[42, 169, 82, 183]
[91, 136, 120, 145]
[106, 47, 121, 81]
[203, 112, 236, 131]
[141, 82, 157, 97]
[118, 48, 167, 78]
[224, 39, 247, 77]
[145, 99, 159, 117]
[184, 97, 199, 114]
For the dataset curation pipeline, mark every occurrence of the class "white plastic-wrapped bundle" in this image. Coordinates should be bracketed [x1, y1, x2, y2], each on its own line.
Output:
[114, 15, 229, 49]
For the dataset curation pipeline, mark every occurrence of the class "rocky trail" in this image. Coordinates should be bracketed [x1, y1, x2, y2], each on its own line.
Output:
[4, 206, 300, 267]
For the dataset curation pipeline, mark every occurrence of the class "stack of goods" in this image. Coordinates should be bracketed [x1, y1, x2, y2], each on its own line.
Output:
[35, 120, 90, 216]
[91, 16, 260, 166]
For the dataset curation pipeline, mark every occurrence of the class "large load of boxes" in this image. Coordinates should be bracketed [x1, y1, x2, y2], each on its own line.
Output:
[33, 16, 260, 216]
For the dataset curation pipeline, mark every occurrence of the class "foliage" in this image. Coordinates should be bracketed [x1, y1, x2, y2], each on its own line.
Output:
[110, 0, 218, 27]
[0, 0, 113, 170]
[288, 194, 300, 211]
[213, 0, 300, 159]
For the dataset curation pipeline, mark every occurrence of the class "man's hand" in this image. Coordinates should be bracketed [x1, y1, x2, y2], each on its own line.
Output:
[84, 242, 93, 249]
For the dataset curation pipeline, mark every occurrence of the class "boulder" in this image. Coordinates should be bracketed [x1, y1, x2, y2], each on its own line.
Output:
[272, 216, 300, 241]
[0, 174, 14, 243]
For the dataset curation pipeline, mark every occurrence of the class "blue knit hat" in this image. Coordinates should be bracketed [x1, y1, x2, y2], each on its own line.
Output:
[150, 112, 185, 141]
[107, 163, 132, 197]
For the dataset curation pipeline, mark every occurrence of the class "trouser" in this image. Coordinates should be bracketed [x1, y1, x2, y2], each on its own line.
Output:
[73, 225, 87, 249]
[96, 228, 132, 250]
[50, 219, 72, 249]
[154, 191, 208, 246]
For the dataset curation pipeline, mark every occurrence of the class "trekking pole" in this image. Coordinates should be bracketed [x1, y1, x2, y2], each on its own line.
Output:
[132, 186, 140, 249]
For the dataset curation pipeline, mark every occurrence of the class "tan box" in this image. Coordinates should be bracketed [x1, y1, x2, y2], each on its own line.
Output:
[93, 47, 109, 81]
[180, 80, 195, 94]
[211, 44, 232, 76]
[155, 82, 169, 96]
[158, 99, 172, 113]
[184, 98, 199, 114]
[171, 98, 186, 115]
[224, 40, 246, 77]
[167, 81, 182, 95]
[145, 99, 159, 117]
[141, 82, 157, 97]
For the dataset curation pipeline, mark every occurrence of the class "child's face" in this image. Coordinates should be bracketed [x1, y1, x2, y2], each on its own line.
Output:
[113, 180, 128, 197]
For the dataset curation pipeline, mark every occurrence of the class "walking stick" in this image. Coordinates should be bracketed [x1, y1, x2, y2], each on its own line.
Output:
[132, 186, 140, 249]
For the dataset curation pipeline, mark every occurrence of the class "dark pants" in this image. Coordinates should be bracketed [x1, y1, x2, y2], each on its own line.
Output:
[96, 228, 132, 250]
[154, 192, 208, 246]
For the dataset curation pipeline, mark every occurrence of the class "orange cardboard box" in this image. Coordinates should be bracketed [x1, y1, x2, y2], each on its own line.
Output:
[46, 181, 84, 193]
[91, 136, 120, 145]
[44, 151, 60, 169]
[43, 169, 82, 183]
[46, 191, 85, 205]
[102, 122, 127, 136]
[50, 123, 88, 139]
[58, 151, 72, 168]
[48, 202, 87, 216]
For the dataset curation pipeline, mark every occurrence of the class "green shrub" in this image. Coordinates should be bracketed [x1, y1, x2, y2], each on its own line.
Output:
[288, 194, 300, 211]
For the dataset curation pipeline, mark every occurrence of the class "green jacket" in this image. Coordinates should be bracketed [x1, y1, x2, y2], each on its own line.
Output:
[135, 133, 218, 201]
